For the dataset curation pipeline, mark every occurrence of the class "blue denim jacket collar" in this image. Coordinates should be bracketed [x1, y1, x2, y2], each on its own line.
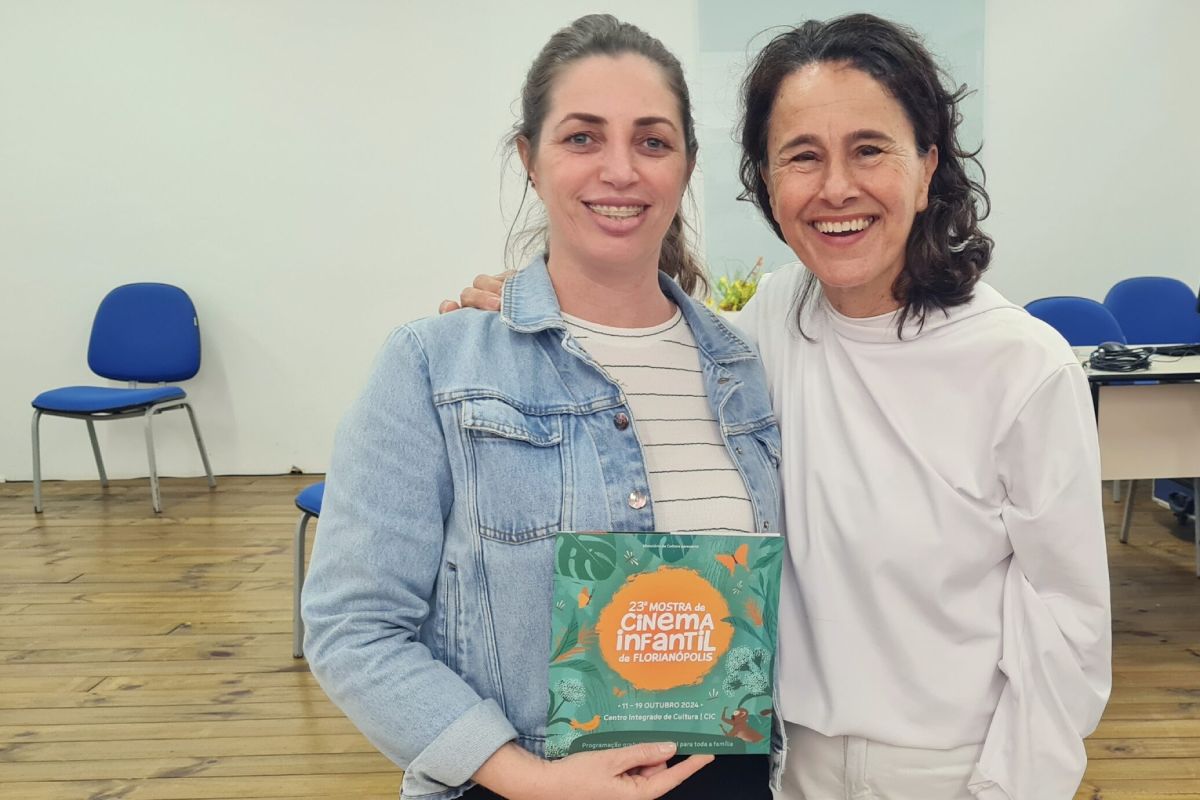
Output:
[501, 255, 758, 365]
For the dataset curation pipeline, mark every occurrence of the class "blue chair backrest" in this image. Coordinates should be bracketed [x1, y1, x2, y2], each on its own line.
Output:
[88, 283, 201, 382]
[1104, 277, 1200, 345]
[1025, 296, 1126, 346]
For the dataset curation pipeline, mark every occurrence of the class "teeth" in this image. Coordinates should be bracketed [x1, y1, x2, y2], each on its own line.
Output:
[588, 204, 644, 219]
[813, 217, 874, 234]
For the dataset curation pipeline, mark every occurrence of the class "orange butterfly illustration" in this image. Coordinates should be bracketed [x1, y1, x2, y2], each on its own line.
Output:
[569, 714, 601, 732]
[577, 587, 592, 608]
[612, 686, 626, 697]
[715, 543, 750, 575]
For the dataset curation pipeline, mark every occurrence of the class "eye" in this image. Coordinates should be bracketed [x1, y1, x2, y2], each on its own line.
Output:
[644, 137, 668, 150]
[790, 151, 819, 163]
[857, 145, 884, 158]
[567, 132, 593, 146]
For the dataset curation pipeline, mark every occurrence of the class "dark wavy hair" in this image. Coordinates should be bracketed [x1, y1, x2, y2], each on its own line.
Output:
[507, 14, 707, 296]
[736, 14, 993, 333]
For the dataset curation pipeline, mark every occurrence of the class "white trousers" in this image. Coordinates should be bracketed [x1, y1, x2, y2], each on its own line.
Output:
[776, 723, 984, 800]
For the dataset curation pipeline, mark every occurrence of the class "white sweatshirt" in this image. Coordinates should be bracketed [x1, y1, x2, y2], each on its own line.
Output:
[735, 265, 1111, 800]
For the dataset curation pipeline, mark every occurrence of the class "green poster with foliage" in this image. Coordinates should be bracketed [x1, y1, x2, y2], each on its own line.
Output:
[546, 531, 783, 756]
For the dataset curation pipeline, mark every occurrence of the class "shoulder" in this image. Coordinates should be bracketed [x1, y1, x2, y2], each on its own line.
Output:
[946, 284, 1077, 365]
[933, 284, 1085, 404]
[370, 311, 540, 390]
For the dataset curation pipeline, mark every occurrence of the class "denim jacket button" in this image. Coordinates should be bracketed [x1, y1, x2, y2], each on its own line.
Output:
[614, 412, 630, 431]
[735, 446, 744, 455]
[628, 490, 648, 509]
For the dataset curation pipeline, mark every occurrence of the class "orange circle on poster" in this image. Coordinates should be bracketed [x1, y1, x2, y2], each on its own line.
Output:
[594, 566, 733, 691]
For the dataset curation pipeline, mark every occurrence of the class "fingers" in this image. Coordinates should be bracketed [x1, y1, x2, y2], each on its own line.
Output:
[438, 300, 462, 315]
[473, 271, 510, 295]
[458, 287, 501, 311]
[635, 753, 714, 797]
[609, 742, 678, 774]
[627, 761, 670, 779]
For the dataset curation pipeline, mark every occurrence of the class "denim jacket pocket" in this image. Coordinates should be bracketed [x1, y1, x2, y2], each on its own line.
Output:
[460, 398, 566, 542]
[751, 423, 782, 470]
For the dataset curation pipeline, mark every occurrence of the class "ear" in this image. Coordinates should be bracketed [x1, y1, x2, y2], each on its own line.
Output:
[517, 136, 536, 189]
[760, 163, 780, 223]
[915, 144, 938, 213]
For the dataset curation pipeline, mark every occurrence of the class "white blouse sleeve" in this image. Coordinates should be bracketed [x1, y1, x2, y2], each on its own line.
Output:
[969, 363, 1112, 800]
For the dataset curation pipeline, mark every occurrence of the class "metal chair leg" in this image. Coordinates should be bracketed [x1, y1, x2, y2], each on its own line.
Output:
[1119, 479, 1137, 544]
[1193, 478, 1199, 579]
[182, 403, 216, 489]
[31, 410, 44, 513]
[1112, 480, 1122, 503]
[86, 420, 109, 488]
[143, 408, 162, 514]
[294, 512, 314, 658]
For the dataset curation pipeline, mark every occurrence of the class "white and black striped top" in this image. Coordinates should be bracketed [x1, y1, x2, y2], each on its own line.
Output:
[563, 310, 756, 534]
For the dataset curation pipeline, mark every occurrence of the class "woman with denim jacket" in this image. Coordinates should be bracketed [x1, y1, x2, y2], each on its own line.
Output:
[301, 15, 783, 800]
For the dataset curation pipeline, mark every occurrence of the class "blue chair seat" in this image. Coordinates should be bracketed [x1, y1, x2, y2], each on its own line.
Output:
[295, 481, 325, 516]
[294, 480, 325, 658]
[33, 385, 186, 414]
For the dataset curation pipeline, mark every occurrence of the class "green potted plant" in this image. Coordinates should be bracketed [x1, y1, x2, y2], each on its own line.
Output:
[707, 257, 763, 321]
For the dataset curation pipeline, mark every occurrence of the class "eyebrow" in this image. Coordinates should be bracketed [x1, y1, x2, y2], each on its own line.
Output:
[555, 112, 679, 131]
[776, 128, 896, 153]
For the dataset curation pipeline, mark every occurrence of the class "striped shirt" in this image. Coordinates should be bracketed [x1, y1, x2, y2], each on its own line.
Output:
[562, 310, 755, 534]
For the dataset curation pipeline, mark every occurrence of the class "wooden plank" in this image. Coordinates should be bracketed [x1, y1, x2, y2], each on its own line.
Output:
[0, 733, 375, 762]
[0, 686, 332, 710]
[0, 774, 399, 800]
[1, 752, 393, 781]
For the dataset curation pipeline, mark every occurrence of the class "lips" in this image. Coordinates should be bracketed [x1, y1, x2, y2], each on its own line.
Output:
[811, 216, 876, 236]
[585, 202, 647, 220]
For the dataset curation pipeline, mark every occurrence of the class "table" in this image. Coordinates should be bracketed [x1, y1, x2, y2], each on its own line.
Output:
[1074, 347, 1200, 575]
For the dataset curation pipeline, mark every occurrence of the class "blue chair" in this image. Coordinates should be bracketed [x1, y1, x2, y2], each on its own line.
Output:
[31, 283, 216, 514]
[294, 481, 324, 658]
[1104, 277, 1200, 345]
[1025, 296, 1126, 346]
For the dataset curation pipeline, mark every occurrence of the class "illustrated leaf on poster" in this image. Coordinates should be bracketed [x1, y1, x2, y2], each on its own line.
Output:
[722, 615, 768, 647]
[550, 617, 580, 663]
[636, 533, 696, 564]
[557, 534, 618, 581]
[557, 658, 600, 674]
[755, 569, 780, 634]
[751, 538, 783, 571]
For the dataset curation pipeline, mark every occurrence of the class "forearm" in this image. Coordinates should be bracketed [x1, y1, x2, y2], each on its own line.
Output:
[472, 742, 553, 800]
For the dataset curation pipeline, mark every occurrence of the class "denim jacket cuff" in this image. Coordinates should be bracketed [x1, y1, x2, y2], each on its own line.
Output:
[400, 697, 519, 796]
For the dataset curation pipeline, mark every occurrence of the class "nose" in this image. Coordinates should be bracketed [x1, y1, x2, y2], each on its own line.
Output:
[599, 143, 638, 188]
[818, 156, 857, 206]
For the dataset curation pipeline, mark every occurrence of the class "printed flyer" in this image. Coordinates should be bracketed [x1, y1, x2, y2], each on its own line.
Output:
[545, 531, 783, 756]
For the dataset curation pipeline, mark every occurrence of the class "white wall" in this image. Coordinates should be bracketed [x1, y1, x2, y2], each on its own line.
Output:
[2, 0, 1196, 482]
[982, 0, 1200, 304]
[0, 1, 698, 482]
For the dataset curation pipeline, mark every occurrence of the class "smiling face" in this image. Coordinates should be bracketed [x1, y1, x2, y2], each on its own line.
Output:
[763, 62, 937, 317]
[520, 54, 693, 279]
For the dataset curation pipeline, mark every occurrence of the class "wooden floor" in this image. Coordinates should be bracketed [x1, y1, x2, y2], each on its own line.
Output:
[1, 476, 1198, 799]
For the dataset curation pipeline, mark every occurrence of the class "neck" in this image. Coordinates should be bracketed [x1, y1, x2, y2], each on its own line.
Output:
[824, 285, 903, 318]
[547, 254, 675, 328]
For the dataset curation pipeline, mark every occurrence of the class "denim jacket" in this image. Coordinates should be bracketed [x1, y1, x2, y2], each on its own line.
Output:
[302, 257, 783, 800]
